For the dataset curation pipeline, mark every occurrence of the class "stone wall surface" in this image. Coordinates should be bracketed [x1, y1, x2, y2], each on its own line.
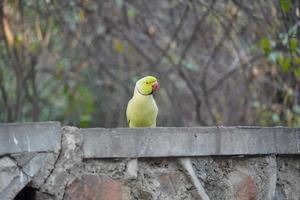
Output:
[0, 123, 299, 200]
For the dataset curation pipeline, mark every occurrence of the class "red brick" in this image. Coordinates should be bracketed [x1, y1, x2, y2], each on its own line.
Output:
[64, 174, 123, 200]
[235, 176, 256, 200]
[228, 170, 257, 200]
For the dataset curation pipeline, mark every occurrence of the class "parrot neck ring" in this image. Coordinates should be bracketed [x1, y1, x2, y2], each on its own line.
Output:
[136, 87, 152, 96]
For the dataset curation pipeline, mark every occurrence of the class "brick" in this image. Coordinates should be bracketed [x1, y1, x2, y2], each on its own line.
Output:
[228, 169, 257, 200]
[0, 157, 19, 191]
[64, 175, 124, 200]
[159, 172, 182, 194]
[235, 176, 256, 200]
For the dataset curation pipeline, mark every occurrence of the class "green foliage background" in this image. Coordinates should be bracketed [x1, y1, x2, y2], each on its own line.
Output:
[0, 0, 299, 127]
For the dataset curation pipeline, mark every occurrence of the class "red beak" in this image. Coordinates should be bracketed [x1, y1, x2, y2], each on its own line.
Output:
[152, 82, 160, 92]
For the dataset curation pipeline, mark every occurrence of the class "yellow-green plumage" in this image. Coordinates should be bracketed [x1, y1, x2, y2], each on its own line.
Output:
[126, 76, 159, 128]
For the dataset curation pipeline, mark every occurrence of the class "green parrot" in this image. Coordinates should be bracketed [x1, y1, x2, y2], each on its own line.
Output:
[126, 76, 160, 128]
[126, 76, 209, 199]
[125, 76, 159, 179]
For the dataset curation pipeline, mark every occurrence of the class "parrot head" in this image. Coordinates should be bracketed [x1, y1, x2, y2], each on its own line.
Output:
[136, 76, 160, 95]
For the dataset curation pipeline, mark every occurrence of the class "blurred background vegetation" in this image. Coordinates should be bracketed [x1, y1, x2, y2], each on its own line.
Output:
[0, 0, 299, 128]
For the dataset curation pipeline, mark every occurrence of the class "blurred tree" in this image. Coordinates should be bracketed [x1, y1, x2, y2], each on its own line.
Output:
[255, 0, 300, 127]
[0, 0, 299, 127]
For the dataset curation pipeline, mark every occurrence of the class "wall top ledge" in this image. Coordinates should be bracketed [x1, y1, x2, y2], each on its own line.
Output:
[1, 123, 299, 158]
[0, 122, 61, 156]
[82, 127, 300, 158]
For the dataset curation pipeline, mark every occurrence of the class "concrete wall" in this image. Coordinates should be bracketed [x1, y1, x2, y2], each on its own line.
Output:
[0, 122, 299, 200]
